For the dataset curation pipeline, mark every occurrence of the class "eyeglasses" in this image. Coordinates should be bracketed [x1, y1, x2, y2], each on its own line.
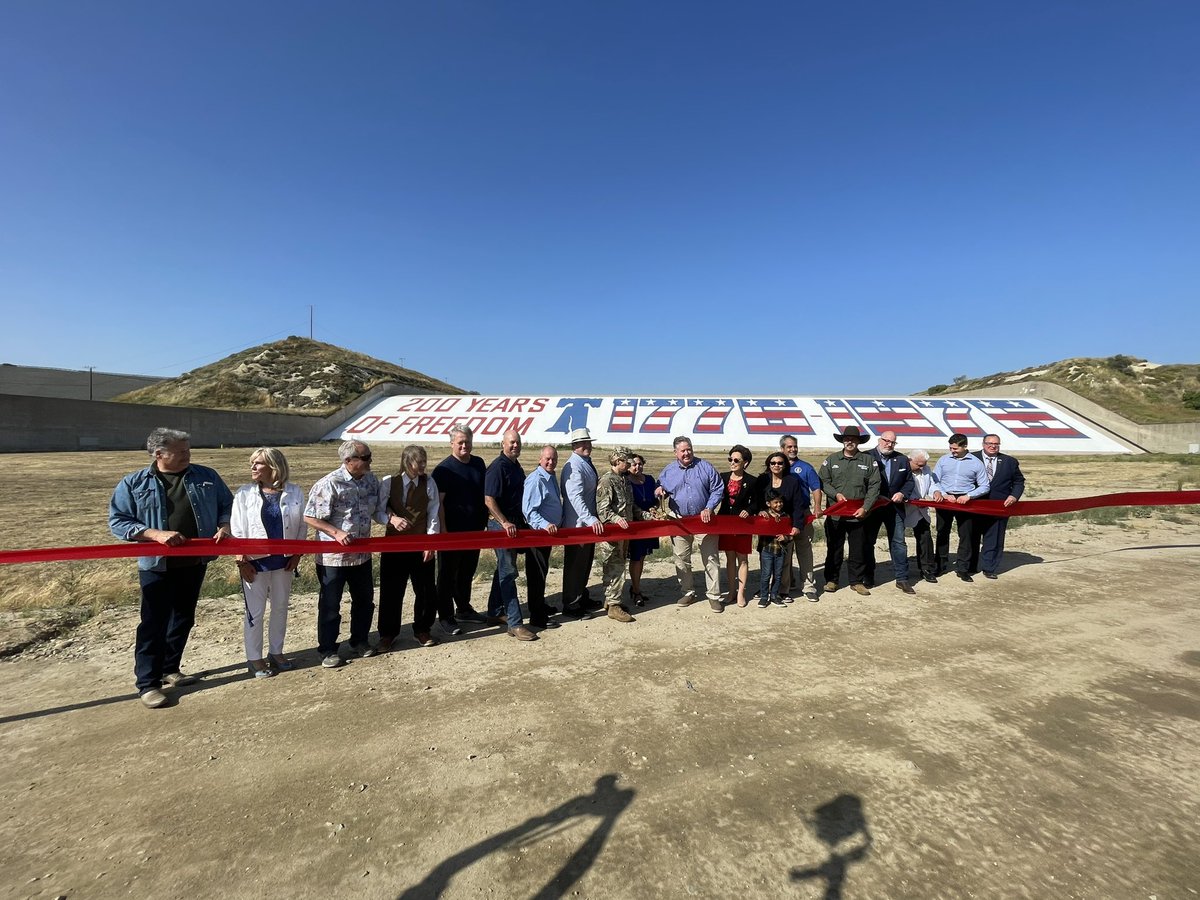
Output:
[879, 438, 895, 444]
[348, 454, 372, 463]
[983, 442, 1000, 447]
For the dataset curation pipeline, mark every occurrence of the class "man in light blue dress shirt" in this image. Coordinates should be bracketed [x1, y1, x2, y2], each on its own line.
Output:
[560, 428, 604, 616]
[932, 433, 991, 582]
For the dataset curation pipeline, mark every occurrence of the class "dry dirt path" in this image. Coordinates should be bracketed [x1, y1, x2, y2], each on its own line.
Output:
[1, 515, 1199, 899]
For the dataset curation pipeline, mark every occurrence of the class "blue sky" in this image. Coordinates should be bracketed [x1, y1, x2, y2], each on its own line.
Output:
[2, 1, 1196, 396]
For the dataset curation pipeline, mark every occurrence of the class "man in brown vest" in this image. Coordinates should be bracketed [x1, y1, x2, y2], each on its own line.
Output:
[378, 444, 442, 650]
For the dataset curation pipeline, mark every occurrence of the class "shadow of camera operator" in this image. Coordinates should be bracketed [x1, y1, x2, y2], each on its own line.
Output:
[790, 793, 873, 900]
[397, 773, 634, 899]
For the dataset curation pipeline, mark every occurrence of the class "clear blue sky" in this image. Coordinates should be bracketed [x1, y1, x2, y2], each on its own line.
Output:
[2, 1, 1196, 395]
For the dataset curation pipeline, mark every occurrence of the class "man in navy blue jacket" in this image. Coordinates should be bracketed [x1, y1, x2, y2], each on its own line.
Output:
[865, 431, 917, 594]
[970, 434, 1025, 579]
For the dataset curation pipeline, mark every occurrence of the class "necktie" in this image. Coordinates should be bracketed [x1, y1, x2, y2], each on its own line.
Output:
[406, 477, 418, 508]
[986, 457, 995, 479]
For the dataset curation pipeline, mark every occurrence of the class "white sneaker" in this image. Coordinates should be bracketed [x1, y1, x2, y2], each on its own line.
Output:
[321, 654, 344, 669]
[140, 688, 168, 709]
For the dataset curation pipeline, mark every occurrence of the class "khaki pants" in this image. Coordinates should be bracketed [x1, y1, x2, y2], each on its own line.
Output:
[781, 522, 816, 596]
[671, 533, 722, 601]
[594, 540, 629, 607]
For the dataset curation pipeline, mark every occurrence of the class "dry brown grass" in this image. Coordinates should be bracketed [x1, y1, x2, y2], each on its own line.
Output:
[1, 442, 1196, 613]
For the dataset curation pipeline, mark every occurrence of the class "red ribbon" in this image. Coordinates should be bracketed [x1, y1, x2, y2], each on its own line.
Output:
[3, 490, 1197, 566]
[823, 490, 1200, 519]
[0, 515, 801, 566]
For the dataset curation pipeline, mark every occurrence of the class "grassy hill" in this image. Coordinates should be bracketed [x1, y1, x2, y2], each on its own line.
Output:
[113, 337, 471, 415]
[922, 355, 1200, 424]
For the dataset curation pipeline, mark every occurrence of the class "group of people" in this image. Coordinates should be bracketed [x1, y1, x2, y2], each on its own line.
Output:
[815, 425, 1026, 597]
[108, 423, 1024, 709]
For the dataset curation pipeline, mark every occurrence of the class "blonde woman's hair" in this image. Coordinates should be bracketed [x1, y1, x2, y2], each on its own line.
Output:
[250, 447, 290, 490]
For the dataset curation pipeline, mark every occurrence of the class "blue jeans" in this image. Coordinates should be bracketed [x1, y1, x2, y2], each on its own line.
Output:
[485, 522, 523, 627]
[866, 504, 910, 584]
[316, 561, 375, 655]
[134, 564, 208, 694]
[759, 547, 784, 600]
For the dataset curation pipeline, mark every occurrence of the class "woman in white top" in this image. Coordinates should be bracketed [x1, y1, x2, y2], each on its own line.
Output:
[230, 448, 307, 676]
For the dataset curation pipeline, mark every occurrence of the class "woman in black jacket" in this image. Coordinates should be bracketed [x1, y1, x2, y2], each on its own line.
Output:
[719, 445, 756, 607]
[746, 451, 808, 602]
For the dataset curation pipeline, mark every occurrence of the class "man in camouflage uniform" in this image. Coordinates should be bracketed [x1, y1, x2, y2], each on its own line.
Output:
[595, 447, 643, 623]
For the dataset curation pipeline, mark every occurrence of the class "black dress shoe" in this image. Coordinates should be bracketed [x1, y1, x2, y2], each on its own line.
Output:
[923, 575, 938, 584]
[957, 572, 973, 582]
[530, 620, 562, 629]
[896, 581, 916, 595]
[984, 572, 998, 580]
[561, 604, 591, 619]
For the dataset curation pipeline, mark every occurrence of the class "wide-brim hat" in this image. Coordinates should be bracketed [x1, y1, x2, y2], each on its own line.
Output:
[569, 427, 594, 445]
[833, 425, 871, 444]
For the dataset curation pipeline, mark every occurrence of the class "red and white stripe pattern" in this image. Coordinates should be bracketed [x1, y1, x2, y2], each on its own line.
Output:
[848, 399, 943, 437]
[608, 399, 637, 433]
[972, 400, 1087, 438]
[639, 399, 686, 434]
[739, 399, 814, 434]
[691, 399, 734, 434]
[817, 399, 865, 435]
[917, 399, 986, 437]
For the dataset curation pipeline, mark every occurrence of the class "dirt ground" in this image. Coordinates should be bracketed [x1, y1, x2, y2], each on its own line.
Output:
[1, 451, 1198, 899]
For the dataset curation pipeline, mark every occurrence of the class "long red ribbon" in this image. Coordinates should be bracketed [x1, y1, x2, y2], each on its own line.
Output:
[2, 490, 1197, 566]
[824, 489, 1200, 519]
[0, 515, 799, 566]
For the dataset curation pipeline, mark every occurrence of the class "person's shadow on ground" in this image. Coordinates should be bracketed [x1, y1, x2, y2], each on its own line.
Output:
[396, 773, 634, 899]
[790, 793, 873, 900]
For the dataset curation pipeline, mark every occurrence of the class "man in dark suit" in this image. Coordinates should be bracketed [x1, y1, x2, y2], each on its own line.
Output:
[970, 434, 1025, 579]
[864, 430, 917, 594]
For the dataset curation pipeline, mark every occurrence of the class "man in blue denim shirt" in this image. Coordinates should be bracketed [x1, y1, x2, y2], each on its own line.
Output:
[109, 428, 233, 709]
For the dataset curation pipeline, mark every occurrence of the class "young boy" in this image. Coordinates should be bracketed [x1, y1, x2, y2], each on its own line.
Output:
[596, 447, 644, 623]
[757, 488, 792, 608]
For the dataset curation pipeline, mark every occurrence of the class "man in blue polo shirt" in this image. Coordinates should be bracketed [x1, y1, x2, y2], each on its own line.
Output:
[779, 434, 824, 602]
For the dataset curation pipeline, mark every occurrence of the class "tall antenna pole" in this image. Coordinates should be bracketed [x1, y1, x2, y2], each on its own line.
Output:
[87, 365, 95, 400]
[309, 305, 314, 340]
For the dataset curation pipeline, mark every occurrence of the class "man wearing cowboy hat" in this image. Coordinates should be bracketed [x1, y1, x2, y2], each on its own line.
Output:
[560, 427, 604, 616]
[818, 425, 881, 597]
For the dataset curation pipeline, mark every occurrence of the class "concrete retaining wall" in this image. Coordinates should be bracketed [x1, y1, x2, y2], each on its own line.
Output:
[0, 364, 164, 401]
[0, 383, 436, 453]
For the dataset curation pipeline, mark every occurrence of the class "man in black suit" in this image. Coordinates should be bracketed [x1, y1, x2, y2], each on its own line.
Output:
[970, 434, 1025, 579]
[865, 430, 917, 594]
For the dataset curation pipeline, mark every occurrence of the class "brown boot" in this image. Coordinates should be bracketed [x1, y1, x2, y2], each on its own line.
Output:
[507, 625, 538, 641]
[607, 605, 635, 623]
